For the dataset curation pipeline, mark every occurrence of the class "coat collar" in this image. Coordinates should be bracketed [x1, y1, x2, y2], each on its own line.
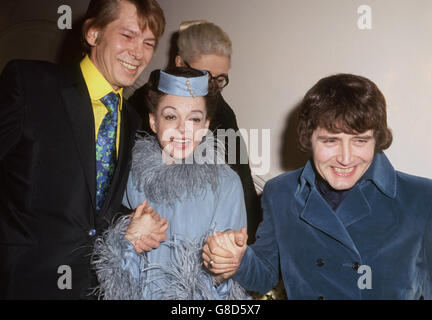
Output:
[360, 152, 397, 199]
[60, 64, 97, 211]
[296, 152, 396, 255]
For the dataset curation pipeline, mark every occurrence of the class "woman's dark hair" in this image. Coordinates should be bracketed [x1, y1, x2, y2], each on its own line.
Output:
[297, 73, 393, 153]
[81, 0, 165, 54]
[143, 66, 218, 120]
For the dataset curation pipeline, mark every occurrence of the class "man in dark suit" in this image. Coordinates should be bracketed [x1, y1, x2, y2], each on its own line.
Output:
[0, 0, 165, 299]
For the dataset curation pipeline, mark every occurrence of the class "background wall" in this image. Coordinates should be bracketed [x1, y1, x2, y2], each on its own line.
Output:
[0, 0, 88, 69]
[1, 0, 431, 181]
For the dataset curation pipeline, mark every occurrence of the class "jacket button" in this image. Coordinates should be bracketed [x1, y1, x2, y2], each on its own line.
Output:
[316, 258, 325, 267]
[352, 262, 360, 271]
[318, 296, 325, 300]
[88, 229, 97, 237]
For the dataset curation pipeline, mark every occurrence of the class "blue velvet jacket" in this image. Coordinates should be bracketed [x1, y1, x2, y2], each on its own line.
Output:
[234, 153, 432, 299]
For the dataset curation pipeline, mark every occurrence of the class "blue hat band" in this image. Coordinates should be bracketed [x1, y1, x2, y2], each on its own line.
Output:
[158, 70, 209, 97]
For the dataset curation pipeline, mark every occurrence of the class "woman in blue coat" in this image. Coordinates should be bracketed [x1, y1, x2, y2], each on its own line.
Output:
[92, 67, 248, 300]
[202, 73, 432, 300]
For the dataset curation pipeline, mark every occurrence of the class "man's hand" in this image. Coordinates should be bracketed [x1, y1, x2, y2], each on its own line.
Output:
[125, 200, 169, 253]
[202, 227, 248, 280]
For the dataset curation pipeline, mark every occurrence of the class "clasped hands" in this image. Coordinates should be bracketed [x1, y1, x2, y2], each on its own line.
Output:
[201, 226, 248, 281]
[124, 200, 169, 253]
[124, 201, 247, 281]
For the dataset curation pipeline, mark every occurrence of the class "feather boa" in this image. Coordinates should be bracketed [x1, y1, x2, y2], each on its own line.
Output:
[130, 133, 227, 207]
[92, 216, 250, 300]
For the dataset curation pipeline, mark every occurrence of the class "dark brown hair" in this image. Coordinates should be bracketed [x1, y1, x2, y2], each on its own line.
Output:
[297, 73, 393, 153]
[143, 67, 218, 120]
[81, 0, 165, 54]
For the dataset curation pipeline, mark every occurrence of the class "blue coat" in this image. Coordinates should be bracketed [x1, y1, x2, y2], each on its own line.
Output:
[92, 136, 249, 300]
[234, 152, 432, 299]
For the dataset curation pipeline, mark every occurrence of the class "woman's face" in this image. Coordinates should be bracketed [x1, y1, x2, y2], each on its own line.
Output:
[149, 94, 210, 161]
[176, 54, 230, 88]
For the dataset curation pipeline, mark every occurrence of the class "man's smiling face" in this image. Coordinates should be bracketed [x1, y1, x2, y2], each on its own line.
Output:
[86, 0, 156, 91]
[311, 127, 376, 190]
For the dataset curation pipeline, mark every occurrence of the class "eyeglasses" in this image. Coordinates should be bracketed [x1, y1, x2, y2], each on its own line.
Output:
[183, 60, 230, 89]
[210, 73, 229, 89]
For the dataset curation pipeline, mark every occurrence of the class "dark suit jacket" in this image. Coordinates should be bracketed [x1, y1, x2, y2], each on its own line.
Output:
[129, 84, 261, 243]
[0, 60, 141, 299]
[234, 153, 432, 299]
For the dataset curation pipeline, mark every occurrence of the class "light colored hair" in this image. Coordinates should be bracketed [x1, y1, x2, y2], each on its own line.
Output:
[82, 0, 165, 54]
[177, 20, 232, 63]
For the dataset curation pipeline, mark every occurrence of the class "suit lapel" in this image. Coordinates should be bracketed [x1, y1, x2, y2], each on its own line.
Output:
[61, 65, 97, 212]
[335, 185, 372, 228]
[299, 188, 360, 256]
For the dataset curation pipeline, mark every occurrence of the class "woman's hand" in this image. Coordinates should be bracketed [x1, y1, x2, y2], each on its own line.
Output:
[125, 200, 169, 253]
[202, 227, 248, 280]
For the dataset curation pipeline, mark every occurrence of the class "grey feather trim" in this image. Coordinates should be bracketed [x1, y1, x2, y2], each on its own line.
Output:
[130, 133, 228, 207]
[92, 217, 250, 300]
[91, 215, 145, 300]
[227, 280, 252, 300]
[156, 237, 251, 300]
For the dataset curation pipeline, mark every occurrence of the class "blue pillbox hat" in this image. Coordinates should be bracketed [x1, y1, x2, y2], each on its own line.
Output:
[158, 69, 209, 98]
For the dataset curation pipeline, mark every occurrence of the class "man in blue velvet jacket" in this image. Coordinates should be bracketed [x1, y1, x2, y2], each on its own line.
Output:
[202, 73, 432, 299]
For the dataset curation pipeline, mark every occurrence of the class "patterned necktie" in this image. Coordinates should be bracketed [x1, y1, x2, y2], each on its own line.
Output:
[96, 92, 119, 211]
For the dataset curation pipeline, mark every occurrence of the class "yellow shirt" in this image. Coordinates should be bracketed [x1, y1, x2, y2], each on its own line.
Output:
[80, 55, 122, 157]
